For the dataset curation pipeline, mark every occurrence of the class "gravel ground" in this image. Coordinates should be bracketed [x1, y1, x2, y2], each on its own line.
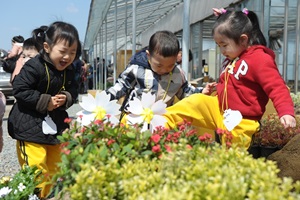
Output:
[0, 95, 84, 178]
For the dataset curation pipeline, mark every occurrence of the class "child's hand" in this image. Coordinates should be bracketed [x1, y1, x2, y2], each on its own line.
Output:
[280, 115, 296, 128]
[47, 96, 59, 111]
[47, 94, 66, 111]
[202, 82, 217, 95]
[55, 94, 67, 107]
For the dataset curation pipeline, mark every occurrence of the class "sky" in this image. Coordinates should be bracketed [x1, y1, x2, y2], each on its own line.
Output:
[0, 0, 91, 52]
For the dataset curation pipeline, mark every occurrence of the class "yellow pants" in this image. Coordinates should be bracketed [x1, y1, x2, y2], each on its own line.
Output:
[16, 141, 61, 198]
[164, 94, 260, 148]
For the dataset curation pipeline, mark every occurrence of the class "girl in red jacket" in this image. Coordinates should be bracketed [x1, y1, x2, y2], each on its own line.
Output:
[163, 8, 296, 148]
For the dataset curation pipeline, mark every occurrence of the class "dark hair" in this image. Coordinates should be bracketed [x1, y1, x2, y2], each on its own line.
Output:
[148, 30, 179, 57]
[212, 9, 266, 46]
[30, 25, 48, 52]
[22, 38, 39, 52]
[12, 35, 24, 43]
[42, 21, 82, 59]
[179, 48, 193, 62]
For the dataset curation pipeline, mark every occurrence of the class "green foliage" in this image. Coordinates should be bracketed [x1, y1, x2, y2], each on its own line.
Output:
[0, 165, 42, 200]
[54, 119, 212, 197]
[291, 92, 300, 114]
[63, 142, 300, 199]
[53, 115, 300, 199]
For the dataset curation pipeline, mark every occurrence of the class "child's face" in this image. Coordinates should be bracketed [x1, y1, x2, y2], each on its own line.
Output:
[176, 51, 182, 64]
[22, 48, 38, 64]
[44, 40, 77, 71]
[147, 50, 177, 75]
[213, 32, 248, 60]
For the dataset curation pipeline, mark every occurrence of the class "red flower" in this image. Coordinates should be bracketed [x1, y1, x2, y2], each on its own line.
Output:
[151, 134, 161, 144]
[152, 145, 161, 153]
[186, 129, 197, 137]
[64, 118, 72, 124]
[179, 124, 186, 131]
[60, 142, 69, 148]
[107, 139, 115, 146]
[94, 119, 103, 125]
[61, 149, 71, 155]
[226, 142, 232, 148]
[165, 134, 172, 142]
[60, 142, 71, 155]
[204, 133, 212, 139]
[164, 144, 172, 152]
[199, 135, 207, 142]
[216, 128, 224, 135]
[186, 144, 192, 149]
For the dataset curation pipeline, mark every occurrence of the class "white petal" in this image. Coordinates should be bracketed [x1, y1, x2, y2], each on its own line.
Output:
[141, 122, 148, 132]
[141, 92, 155, 108]
[76, 116, 82, 123]
[151, 115, 167, 130]
[106, 101, 121, 116]
[76, 110, 84, 116]
[105, 115, 120, 126]
[151, 100, 167, 115]
[96, 90, 111, 107]
[79, 94, 96, 112]
[127, 97, 144, 115]
[81, 113, 96, 126]
[127, 114, 144, 125]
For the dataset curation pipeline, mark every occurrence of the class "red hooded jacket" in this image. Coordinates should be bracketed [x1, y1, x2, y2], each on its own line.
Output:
[217, 45, 294, 120]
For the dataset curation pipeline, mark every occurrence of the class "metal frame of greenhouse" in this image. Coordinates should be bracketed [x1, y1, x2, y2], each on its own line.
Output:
[83, 0, 300, 93]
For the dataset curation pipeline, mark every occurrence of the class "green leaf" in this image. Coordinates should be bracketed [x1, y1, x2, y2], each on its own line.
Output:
[141, 150, 153, 156]
[126, 131, 136, 138]
[121, 144, 134, 155]
[113, 143, 121, 152]
[99, 145, 109, 159]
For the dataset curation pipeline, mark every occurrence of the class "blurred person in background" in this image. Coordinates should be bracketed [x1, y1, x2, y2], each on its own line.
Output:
[0, 91, 6, 153]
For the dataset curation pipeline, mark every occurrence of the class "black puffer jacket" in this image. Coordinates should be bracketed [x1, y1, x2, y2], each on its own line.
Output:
[8, 54, 78, 145]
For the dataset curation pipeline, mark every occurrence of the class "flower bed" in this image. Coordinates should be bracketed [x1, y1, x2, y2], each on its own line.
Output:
[2, 91, 300, 199]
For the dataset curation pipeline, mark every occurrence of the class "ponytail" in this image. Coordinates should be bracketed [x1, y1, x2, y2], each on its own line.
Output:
[247, 11, 267, 46]
[31, 25, 48, 52]
[212, 8, 267, 47]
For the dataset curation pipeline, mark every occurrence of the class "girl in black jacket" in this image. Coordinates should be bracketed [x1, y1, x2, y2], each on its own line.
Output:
[8, 21, 81, 198]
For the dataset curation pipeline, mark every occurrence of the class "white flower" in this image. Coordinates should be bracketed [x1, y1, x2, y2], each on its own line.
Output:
[28, 194, 40, 200]
[17, 182, 26, 192]
[126, 92, 167, 132]
[0, 186, 12, 197]
[76, 91, 121, 126]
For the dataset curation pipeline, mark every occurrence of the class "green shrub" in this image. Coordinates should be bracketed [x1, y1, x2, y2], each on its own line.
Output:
[62, 141, 300, 200]
[291, 92, 300, 114]
[53, 119, 215, 198]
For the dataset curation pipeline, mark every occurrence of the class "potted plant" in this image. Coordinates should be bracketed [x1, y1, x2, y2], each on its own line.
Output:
[251, 113, 300, 158]
[291, 92, 300, 115]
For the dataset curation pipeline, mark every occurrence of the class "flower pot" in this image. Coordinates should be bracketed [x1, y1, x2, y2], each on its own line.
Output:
[260, 146, 280, 158]
[248, 145, 261, 159]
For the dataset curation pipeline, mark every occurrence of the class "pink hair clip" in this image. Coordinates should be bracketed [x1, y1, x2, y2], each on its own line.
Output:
[212, 8, 227, 16]
[242, 8, 249, 15]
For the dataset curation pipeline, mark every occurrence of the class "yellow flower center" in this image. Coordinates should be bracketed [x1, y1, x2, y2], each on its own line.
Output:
[93, 106, 106, 120]
[141, 108, 153, 124]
